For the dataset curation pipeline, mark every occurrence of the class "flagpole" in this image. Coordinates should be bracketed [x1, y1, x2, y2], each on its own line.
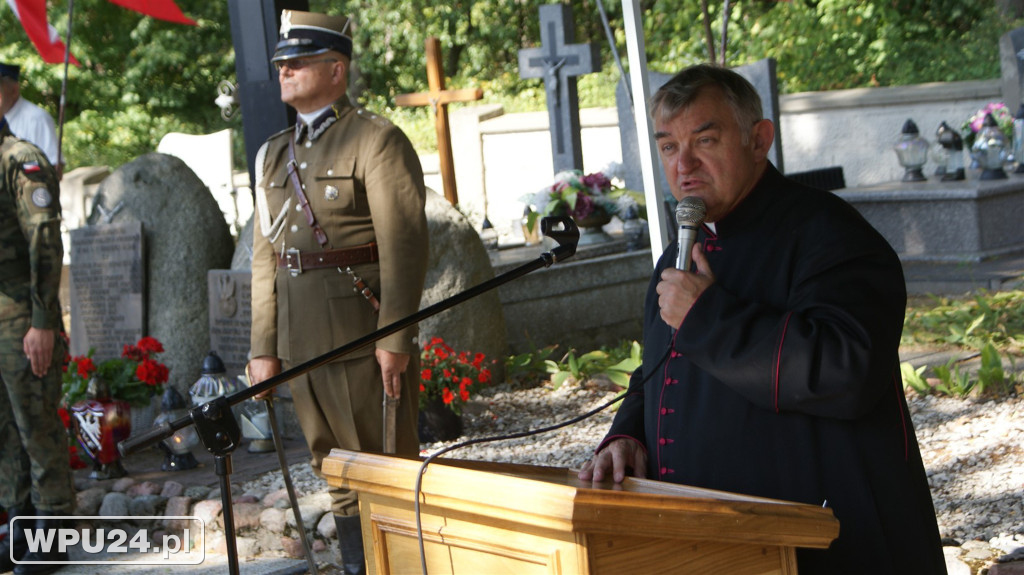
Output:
[57, 0, 74, 175]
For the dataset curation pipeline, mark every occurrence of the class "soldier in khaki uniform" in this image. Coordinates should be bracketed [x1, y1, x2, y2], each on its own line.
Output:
[0, 113, 75, 575]
[247, 11, 429, 575]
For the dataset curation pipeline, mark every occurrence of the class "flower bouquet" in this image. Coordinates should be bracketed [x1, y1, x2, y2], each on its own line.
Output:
[962, 102, 1014, 150]
[523, 169, 645, 233]
[62, 336, 170, 408]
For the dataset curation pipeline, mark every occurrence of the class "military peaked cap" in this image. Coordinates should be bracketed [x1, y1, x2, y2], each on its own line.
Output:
[272, 10, 353, 63]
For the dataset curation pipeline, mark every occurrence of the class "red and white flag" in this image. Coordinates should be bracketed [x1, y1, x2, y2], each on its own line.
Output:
[4, 0, 79, 65]
[6, 0, 196, 65]
[107, 0, 196, 26]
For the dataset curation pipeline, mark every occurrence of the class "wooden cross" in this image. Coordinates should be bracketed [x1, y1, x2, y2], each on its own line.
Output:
[395, 37, 483, 206]
[517, 4, 600, 175]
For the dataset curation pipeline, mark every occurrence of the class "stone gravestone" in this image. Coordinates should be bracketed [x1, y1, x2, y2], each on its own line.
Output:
[88, 153, 235, 396]
[518, 3, 600, 175]
[616, 58, 785, 212]
[999, 28, 1024, 113]
[69, 221, 144, 359]
[207, 270, 251, 379]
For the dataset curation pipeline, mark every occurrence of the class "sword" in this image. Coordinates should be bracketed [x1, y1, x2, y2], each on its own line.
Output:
[247, 360, 319, 575]
[382, 395, 398, 454]
[264, 396, 319, 575]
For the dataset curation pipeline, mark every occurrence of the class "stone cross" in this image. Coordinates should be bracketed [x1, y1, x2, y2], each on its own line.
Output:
[396, 37, 483, 206]
[518, 4, 600, 175]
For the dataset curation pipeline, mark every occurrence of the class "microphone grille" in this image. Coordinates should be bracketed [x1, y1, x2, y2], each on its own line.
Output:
[675, 196, 706, 226]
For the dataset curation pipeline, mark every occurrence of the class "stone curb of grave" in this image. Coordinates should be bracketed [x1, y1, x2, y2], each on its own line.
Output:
[73, 476, 336, 560]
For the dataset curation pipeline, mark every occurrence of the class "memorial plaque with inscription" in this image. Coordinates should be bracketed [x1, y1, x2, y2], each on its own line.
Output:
[69, 222, 145, 360]
[207, 269, 251, 379]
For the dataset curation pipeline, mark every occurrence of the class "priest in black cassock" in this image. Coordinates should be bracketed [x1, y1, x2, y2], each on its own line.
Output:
[579, 64, 946, 574]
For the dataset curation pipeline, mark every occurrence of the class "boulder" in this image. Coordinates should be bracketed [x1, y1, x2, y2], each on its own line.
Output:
[419, 190, 507, 381]
[89, 152, 235, 394]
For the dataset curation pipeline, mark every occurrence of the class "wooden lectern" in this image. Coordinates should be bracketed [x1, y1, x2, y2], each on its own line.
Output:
[322, 449, 838, 574]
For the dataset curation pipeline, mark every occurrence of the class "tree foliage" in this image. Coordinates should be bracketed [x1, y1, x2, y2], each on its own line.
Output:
[0, 0, 237, 170]
[1, 0, 1022, 171]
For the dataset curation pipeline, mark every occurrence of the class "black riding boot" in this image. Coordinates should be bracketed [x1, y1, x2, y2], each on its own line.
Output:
[13, 512, 66, 575]
[0, 506, 32, 573]
[334, 514, 366, 575]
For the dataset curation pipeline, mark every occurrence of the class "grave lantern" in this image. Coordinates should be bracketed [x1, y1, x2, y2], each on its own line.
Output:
[189, 351, 242, 407]
[239, 398, 275, 453]
[1014, 104, 1024, 174]
[893, 119, 928, 182]
[936, 122, 965, 182]
[972, 113, 1009, 180]
[153, 386, 199, 471]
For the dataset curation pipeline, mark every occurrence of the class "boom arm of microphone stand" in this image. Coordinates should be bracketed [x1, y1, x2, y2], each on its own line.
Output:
[118, 216, 580, 458]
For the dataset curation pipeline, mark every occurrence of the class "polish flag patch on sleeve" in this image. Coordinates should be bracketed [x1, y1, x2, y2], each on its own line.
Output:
[22, 161, 41, 174]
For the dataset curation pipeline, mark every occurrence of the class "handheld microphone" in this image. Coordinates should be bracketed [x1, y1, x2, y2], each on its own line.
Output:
[674, 196, 706, 270]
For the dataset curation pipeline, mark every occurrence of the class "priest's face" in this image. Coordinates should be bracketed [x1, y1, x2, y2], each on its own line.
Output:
[278, 52, 348, 114]
[654, 86, 774, 223]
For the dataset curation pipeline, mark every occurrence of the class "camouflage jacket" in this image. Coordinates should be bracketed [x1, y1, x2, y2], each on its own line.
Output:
[0, 119, 63, 329]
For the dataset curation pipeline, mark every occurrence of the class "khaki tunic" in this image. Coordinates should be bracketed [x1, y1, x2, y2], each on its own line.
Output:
[250, 98, 428, 515]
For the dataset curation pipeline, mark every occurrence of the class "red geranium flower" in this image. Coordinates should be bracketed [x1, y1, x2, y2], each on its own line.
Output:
[57, 406, 70, 428]
[137, 336, 164, 355]
[136, 358, 169, 386]
[75, 357, 95, 379]
[417, 337, 492, 416]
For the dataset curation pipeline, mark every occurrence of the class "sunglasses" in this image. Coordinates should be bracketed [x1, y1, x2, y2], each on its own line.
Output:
[274, 57, 338, 72]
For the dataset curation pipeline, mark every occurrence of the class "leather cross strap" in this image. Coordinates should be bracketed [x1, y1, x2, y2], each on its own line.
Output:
[287, 133, 329, 247]
[276, 242, 379, 275]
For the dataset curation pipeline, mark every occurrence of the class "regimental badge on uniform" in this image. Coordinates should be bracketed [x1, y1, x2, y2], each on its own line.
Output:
[31, 187, 52, 208]
[324, 185, 339, 201]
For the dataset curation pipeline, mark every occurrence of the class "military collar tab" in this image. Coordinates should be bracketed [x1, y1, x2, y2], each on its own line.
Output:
[296, 102, 349, 144]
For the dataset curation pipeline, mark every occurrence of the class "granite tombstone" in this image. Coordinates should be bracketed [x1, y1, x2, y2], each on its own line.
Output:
[69, 221, 145, 359]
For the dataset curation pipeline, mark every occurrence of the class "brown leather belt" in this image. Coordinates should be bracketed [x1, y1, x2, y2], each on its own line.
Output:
[277, 242, 378, 276]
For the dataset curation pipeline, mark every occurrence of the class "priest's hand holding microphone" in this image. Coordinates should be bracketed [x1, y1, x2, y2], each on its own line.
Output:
[658, 196, 712, 331]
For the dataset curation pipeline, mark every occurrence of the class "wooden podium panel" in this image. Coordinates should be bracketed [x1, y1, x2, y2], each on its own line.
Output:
[322, 449, 838, 574]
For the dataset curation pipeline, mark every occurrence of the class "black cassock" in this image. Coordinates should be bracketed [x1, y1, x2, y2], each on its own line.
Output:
[604, 164, 946, 574]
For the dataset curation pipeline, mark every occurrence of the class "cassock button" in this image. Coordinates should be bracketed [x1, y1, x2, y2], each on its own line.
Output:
[660, 408, 668, 415]
[658, 438, 667, 445]
[660, 467, 668, 475]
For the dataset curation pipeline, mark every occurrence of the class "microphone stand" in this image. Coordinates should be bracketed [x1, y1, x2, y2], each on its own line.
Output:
[117, 217, 580, 575]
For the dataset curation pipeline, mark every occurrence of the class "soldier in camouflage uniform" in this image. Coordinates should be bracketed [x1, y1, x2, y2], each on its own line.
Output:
[0, 113, 75, 575]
